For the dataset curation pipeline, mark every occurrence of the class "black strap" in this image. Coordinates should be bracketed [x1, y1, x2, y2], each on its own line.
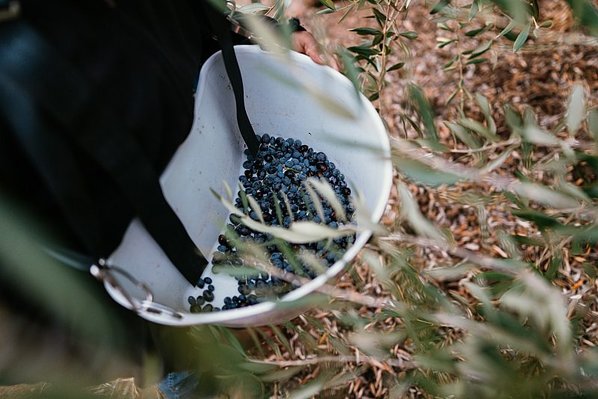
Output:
[0, 21, 206, 285]
[203, 3, 260, 156]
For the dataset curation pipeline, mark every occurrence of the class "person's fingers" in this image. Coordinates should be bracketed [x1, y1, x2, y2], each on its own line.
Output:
[328, 55, 340, 71]
[292, 31, 339, 69]
[291, 32, 320, 62]
[303, 41, 324, 65]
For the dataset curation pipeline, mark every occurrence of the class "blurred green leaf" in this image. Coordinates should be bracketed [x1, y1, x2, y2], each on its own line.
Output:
[465, 26, 485, 37]
[572, 225, 598, 244]
[567, 84, 586, 136]
[564, 0, 598, 36]
[498, 20, 517, 38]
[395, 158, 462, 186]
[503, 272, 572, 352]
[438, 38, 457, 48]
[247, 194, 265, 223]
[304, 179, 325, 221]
[491, 0, 533, 23]
[398, 183, 447, 242]
[470, 40, 493, 57]
[350, 27, 383, 36]
[319, 0, 336, 10]
[259, 366, 304, 383]
[466, 57, 488, 65]
[475, 93, 492, 116]
[400, 31, 419, 39]
[443, 55, 458, 69]
[513, 22, 531, 52]
[475, 93, 497, 135]
[337, 48, 362, 98]
[504, 104, 523, 131]
[445, 87, 459, 105]
[288, 373, 328, 399]
[459, 117, 498, 141]
[513, 182, 579, 209]
[430, 0, 450, 14]
[372, 8, 387, 24]
[347, 45, 379, 57]
[512, 209, 564, 229]
[237, 3, 271, 14]
[408, 84, 440, 145]
[521, 124, 560, 146]
[588, 109, 598, 142]
[469, 0, 480, 19]
[307, 178, 347, 221]
[387, 62, 405, 72]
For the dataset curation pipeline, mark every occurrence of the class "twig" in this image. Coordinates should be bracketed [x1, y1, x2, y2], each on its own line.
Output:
[390, 137, 598, 220]
[245, 256, 392, 308]
[448, 138, 520, 153]
[380, 233, 523, 275]
[248, 354, 415, 369]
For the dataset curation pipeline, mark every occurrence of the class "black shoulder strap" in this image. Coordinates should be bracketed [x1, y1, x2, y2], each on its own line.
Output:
[203, 2, 260, 156]
[0, 21, 206, 285]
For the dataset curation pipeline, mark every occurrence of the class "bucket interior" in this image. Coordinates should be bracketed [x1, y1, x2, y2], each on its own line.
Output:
[106, 45, 392, 326]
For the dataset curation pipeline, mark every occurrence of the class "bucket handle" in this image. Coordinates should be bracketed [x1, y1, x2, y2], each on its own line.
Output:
[90, 259, 184, 321]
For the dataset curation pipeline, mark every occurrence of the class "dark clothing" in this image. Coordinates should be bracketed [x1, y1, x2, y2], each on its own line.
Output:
[0, 0, 225, 256]
[0, 0, 245, 376]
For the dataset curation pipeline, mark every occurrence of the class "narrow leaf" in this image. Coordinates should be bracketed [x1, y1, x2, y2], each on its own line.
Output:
[247, 195, 265, 223]
[307, 178, 347, 221]
[210, 188, 244, 217]
[480, 149, 513, 174]
[470, 40, 493, 57]
[437, 39, 457, 48]
[589, 109, 598, 142]
[465, 26, 485, 37]
[399, 31, 418, 39]
[304, 181, 326, 222]
[319, 0, 336, 10]
[237, 3, 271, 14]
[521, 124, 560, 146]
[514, 182, 579, 209]
[498, 20, 517, 38]
[446, 121, 482, 148]
[351, 27, 382, 36]
[445, 88, 459, 105]
[280, 191, 295, 221]
[347, 45, 380, 57]
[387, 62, 405, 72]
[475, 93, 497, 134]
[394, 158, 461, 186]
[372, 8, 387, 24]
[430, 0, 450, 14]
[466, 57, 488, 65]
[409, 84, 439, 143]
[513, 22, 531, 52]
[567, 84, 586, 135]
[469, 0, 480, 19]
[398, 183, 446, 242]
[459, 117, 497, 141]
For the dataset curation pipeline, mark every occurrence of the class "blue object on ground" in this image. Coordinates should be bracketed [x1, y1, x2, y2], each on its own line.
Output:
[158, 371, 199, 399]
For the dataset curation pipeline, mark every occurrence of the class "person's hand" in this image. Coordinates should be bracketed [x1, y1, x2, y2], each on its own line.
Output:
[291, 31, 339, 70]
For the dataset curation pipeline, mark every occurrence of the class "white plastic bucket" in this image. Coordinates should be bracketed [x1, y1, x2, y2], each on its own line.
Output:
[102, 45, 392, 327]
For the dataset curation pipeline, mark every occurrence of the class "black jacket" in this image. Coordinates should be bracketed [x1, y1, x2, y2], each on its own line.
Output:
[0, 0, 249, 263]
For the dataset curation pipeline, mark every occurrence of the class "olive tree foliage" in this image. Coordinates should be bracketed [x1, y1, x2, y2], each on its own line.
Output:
[1, 0, 596, 397]
[210, 0, 598, 397]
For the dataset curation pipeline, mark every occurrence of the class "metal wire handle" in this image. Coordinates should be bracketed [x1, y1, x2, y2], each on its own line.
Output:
[90, 259, 183, 321]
